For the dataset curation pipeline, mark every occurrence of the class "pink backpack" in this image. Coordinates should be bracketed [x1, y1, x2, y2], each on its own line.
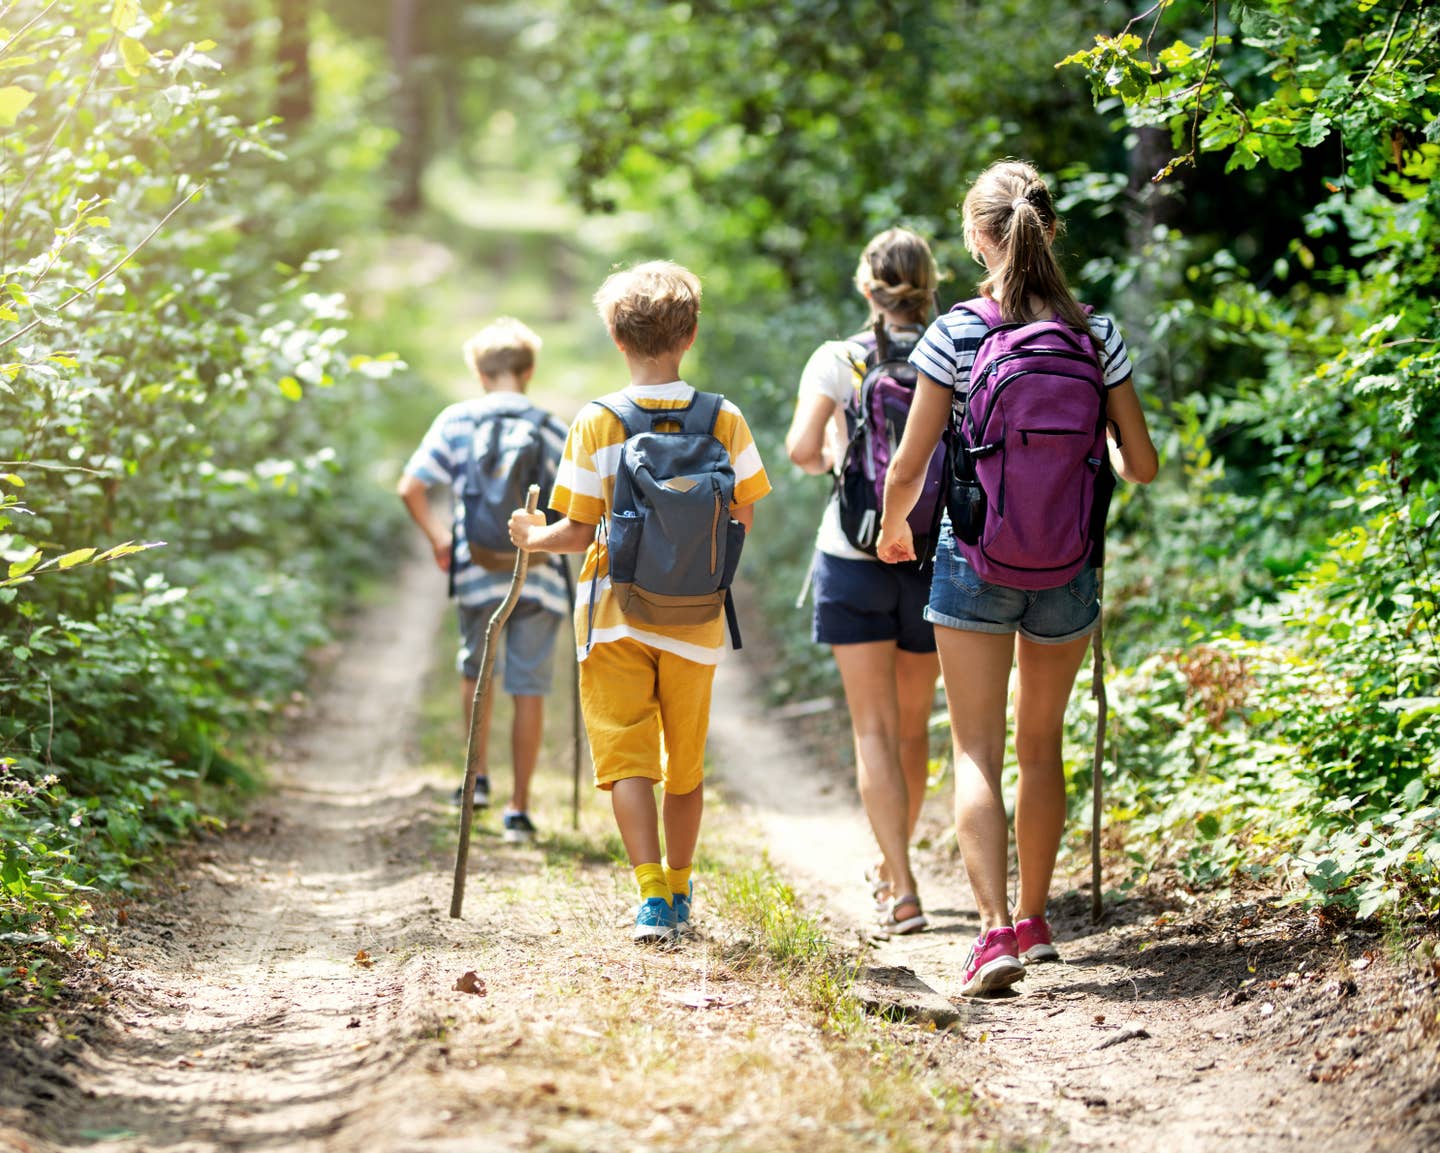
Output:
[946, 297, 1113, 589]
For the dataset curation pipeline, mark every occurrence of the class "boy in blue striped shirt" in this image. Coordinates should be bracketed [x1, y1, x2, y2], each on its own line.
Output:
[398, 318, 570, 843]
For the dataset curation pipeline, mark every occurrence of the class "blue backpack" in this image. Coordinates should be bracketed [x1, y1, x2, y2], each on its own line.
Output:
[458, 404, 556, 572]
[592, 391, 745, 649]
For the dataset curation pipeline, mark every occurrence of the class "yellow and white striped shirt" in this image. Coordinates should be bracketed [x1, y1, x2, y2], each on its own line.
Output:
[549, 381, 772, 664]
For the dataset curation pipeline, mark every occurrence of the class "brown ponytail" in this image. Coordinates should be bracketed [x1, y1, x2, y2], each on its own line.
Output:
[854, 227, 939, 326]
[962, 160, 1092, 338]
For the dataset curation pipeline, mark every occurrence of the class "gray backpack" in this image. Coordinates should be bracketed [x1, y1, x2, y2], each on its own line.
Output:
[592, 391, 745, 649]
[459, 404, 554, 571]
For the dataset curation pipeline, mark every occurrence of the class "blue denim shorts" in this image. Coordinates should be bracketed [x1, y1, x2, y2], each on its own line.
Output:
[925, 533, 1099, 644]
[812, 550, 936, 653]
[457, 598, 562, 694]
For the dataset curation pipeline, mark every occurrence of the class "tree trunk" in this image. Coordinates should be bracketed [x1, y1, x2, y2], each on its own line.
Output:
[388, 0, 426, 216]
[276, 0, 313, 128]
[224, 0, 255, 72]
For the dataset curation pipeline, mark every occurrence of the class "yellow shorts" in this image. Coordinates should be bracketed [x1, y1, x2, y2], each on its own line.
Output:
[579, 638, 715, 795]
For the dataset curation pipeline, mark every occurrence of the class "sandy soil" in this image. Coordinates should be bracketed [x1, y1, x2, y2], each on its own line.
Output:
[2, 548, 1437, 1153]
[709, 660, 1440, 1153]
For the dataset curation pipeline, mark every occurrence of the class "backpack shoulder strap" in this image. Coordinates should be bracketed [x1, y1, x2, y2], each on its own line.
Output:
[951, 296, 1002, 328]
[593, 393, 642, 439]
[684, 390, 725, 436]
[461, 407, 501, 490]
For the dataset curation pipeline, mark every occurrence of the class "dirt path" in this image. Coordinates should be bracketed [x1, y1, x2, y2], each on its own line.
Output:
[708, 661, 1440, 1153]
[3, 550, 1438, 1153]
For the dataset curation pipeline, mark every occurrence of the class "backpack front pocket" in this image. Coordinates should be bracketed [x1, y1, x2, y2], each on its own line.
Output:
[607, 510, 643, 586]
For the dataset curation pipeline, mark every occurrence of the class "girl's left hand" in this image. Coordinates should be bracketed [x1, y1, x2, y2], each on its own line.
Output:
[876, 521, 915, 564]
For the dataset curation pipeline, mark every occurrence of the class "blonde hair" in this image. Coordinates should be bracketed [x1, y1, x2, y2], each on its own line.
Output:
[854, 228, 938, 324]
[463, 317, 542, 380]
[593, 261, 701, 360]
[962, 159, 1091, 336]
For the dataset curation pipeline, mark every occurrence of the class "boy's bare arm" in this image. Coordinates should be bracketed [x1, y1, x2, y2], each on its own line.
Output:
[731, 501, 755, 532]
[508, 510, 594, 554]
[397, 473, 452, 571]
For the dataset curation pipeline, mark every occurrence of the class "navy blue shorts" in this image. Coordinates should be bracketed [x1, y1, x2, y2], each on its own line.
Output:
[811, 551, 936, 653]
[925, 533, 1099, 644]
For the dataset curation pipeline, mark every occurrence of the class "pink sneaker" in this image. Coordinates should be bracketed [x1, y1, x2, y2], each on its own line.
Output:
[1014, 915, 1060, 964]
[959, 926, 1025, 996]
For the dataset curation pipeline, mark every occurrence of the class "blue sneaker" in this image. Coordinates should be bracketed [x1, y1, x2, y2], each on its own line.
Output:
[633, 896, 677, 944]
[672, 882, 694, 937]
[501, 810, 537, 844]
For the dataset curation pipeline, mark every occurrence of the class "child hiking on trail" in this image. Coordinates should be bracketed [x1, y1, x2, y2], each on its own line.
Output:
[784, 228, 942, 937]
[398, 317, 570, 844]
[878, 160, 1158, 995]
[509, 261, 770, 943]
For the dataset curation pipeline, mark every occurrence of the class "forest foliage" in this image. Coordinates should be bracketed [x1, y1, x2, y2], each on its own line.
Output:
[2, 0, 1438, 1014]
[0, 0, 408, 1009]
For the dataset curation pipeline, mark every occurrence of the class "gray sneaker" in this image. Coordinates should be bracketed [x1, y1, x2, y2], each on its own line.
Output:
[501, 810, 537, 844]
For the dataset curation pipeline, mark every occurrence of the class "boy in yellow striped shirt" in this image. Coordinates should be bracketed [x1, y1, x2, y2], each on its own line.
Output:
[508, 261, 771, 943]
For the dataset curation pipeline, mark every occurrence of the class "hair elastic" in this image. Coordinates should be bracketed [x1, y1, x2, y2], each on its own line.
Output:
[1011, 197, 1028, 211]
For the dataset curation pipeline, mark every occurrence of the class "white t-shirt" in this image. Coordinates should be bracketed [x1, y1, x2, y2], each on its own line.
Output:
[795, 325, 925, 561]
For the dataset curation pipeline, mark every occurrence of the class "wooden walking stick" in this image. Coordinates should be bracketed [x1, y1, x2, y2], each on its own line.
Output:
[450, 484, 541, 919]
[1090, 570, 1107, 924]
[568, 556, 584, 830]
[571, 647, 583, 830]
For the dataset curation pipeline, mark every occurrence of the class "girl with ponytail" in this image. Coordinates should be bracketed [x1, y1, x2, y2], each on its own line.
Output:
[877, 162, 1158, 994]
[784, 228, 942, 937]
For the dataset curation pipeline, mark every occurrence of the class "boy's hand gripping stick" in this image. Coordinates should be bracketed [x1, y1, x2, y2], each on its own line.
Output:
[450, 484, 540, 919]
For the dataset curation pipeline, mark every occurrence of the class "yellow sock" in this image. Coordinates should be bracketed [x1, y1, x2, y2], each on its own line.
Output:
[665, 861, 692, 897]
[634, 862, 670, 902]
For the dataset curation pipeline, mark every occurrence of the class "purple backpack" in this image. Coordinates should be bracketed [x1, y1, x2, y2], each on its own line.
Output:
[946, 297, 1112, 590]
[836, 324, 946, 558]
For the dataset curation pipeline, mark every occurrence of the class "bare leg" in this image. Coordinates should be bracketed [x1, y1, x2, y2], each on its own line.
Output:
[1013, 634, 1091, 920]
[510, 694, 543, 811]
[661, 783, 704, 871]
[935, 626, 1017, 932]
[833, 642, 917, 902]
[896, 649, 940, 838]
[610, 777, 661, 866]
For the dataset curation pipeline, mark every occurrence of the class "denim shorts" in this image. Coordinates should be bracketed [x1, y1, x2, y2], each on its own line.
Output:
[457, 598, 562, 694]
[925, 533, 1099, 644]
[811, 551, 937, 654]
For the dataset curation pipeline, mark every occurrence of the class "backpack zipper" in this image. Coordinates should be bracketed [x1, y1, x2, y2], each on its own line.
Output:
[967, 367, 1104, 441]
[1020, 428, 1085, 445]
[710, 491, 720, 575]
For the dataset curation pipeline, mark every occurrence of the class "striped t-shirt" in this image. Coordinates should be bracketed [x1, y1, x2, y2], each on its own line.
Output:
[402, 393, 571, 614]
[910, 305, 1134, 404]
[549, 381, 772, 665]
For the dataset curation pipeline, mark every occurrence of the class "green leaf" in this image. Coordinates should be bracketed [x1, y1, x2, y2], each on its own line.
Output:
[111, 0, 141, 33]
[55, 548, 97, 570]
[95, 540, 164, 562]
[7, 552, 42, 579]
[119, 38, 149, 77]
[31, 301, 62, 328]
[0, 85, 34, 127]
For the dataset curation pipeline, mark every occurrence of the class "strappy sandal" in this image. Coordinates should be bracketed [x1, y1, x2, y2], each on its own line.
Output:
[877, 894, 928, 937]
[863, 861, 892, 908]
